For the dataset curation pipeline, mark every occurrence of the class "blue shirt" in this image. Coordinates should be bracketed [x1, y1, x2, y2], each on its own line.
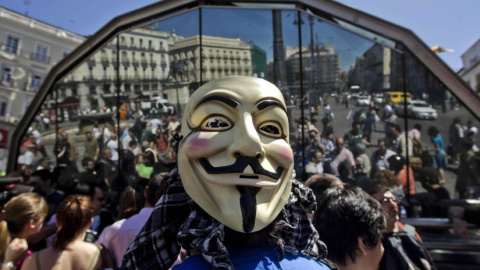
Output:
[433, 134, 444, 151]
[173, 245, 331, 270]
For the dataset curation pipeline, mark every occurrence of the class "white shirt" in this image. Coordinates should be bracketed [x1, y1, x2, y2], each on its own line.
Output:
[122, 134, 132, 150]
[106, 139, 119, 161]
[32, 129, 42, 145]
[101, 208, 154, 266]
[150, 118, 162, 133]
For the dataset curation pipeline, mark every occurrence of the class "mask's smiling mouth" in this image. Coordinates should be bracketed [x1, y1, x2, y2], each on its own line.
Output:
[197, 156, 284, 180]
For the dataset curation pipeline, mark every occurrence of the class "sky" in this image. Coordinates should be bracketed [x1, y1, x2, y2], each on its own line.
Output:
[1, 0, 478, 72]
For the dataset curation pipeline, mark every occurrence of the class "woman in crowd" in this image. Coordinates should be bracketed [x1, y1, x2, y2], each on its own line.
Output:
[373, 169, 405, 202]
[428, 126, 447, 184]
[21, 195, 114, 269]
[0, 193, 48, 269]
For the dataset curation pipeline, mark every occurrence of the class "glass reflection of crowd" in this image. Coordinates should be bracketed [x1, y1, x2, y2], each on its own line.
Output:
[1, 98, 480, 269]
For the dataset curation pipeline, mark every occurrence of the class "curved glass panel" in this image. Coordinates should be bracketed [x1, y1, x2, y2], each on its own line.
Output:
[117, 10, 199, 177]
[403, 50, 480, 207]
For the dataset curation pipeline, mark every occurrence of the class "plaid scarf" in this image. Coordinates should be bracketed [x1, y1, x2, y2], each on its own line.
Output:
[119, 168, 327, 270]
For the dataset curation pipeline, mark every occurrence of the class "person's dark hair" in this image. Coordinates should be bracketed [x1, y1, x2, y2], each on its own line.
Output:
[365, 185, 389, 198]
[391, 123, 401, 133]
[69, 182, 95, 198]
[117, 186, 144, 220]
[82, 157, 94, 168]
[128, 140, 138, 147]
[308, 149, 320, 161]
[147, 172, 169, 206]
[85, 131, 92, 135]
[313, 186, 385, 265]
[305, 174, 343, 201]
[387, 155, 405, 174]
[377, 138, 386, 145]
[427, 126, 439, 137]
[31, 169, 53, 182]
[141, 122, 147, 129]
[53, 195, 95, 250]
[143, 150, 155, 167]
[413, 123, 422, 131]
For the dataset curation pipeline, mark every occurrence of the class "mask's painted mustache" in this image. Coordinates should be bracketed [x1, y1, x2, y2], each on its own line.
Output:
[198, 156, 284, 180]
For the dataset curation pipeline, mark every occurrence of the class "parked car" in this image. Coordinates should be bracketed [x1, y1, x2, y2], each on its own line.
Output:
[373, 94, 384, 105]
[395, 100, 437, 119]
[356, 95, 371, 106]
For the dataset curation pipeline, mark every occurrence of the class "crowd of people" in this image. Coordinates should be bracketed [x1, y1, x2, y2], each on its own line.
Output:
[1, 76, 480, 269]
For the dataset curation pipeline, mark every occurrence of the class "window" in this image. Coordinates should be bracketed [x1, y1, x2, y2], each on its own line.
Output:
[1, 66, 12, 86]
[5, 35, 20, 54]
[33, 44, 49, 63]
[0, 99, 7, 117]
[29, 74, 42, 92]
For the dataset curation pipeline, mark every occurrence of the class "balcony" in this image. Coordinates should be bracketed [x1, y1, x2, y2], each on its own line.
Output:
[30, 53, 51, 64]
[132, 59, 139, 68]
[141, 59, 149, 68]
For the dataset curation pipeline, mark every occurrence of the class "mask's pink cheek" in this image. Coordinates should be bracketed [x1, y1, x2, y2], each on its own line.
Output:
[269, 142, 294, 162]
[184, 135, 212, 153]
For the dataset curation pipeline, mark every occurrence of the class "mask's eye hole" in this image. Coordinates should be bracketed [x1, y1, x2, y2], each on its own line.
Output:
[259, 123, 283, 138]
[202, 116, 232, 131]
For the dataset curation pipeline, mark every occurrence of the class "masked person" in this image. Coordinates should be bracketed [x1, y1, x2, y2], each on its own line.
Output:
[121, 76, 332, 269]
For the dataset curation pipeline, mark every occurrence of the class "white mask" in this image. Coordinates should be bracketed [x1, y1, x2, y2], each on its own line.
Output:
[178, 76, 293, 233]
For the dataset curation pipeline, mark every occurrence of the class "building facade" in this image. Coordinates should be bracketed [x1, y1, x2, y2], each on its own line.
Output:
[0, 7, 84, 171]
[459, 38, 480, 94]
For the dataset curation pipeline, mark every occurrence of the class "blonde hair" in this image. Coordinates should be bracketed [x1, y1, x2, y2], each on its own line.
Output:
[0, 193, 47, 261]
[374, 170, 402, 188]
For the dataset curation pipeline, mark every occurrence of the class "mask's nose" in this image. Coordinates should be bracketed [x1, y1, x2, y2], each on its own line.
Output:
[228, 113, 265, 160]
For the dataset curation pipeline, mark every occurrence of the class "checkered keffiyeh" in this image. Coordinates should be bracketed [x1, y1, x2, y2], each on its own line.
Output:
[119, 168, 327, 270]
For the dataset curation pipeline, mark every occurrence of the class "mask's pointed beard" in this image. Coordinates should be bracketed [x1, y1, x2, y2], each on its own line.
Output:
[236, 185, 261, 233]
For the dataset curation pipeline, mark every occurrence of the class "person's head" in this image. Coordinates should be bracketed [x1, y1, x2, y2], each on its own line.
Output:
[90, 187, 104, 216]
[145, 172, 169, 207]
[134, 155, 143, 166]
[177, 76, 293, 233]
[81, 157, 95, 172]
[143, 150, 156, 167]
[308, 149, 323, 164]
[321, 117, 329, 126]
[53, 195, 95, 250]
[305, 174, 344, 202]
[454, 116, 462, 125]
[390, 123, 401, 137]
[61, 131, 69, 140]
[413, 123, 422, 131]
[102, 148, 112, 160]
[31, 169, 54, 187]
[387, 155, 405, 174]
[427, 126, 439, 138]
[327, 131, 334, 141]
[28, 133, 36, 143]
[314, 186, 385, 269]
[377, 139, 387, 155]
[129, 140, 138, 150]
[0, 193, 47, 259]
[368, 186, 399, 233]
[85, 131, 92, 140]
[335, 137, 345, 150]
[117, 186, 144, 220]
[356, 143, 367, 156]
[110, 132, 117, 141]
[352, 121, 361, 131]
[373, 170, 402, 189]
